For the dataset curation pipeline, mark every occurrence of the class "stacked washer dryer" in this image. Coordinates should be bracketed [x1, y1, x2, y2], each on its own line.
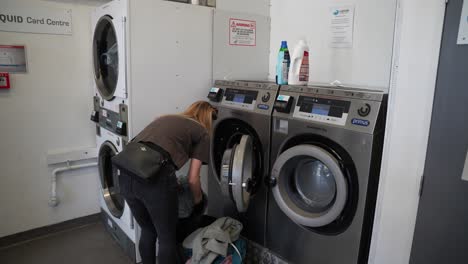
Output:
[206, 80, 280, 247]
[266, 85, 387, 264]
[90, 0, 137, 261]
[90, 0, 213, 262]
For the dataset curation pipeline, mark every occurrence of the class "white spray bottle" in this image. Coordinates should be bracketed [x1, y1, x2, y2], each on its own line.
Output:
[288, 40, 309, 85]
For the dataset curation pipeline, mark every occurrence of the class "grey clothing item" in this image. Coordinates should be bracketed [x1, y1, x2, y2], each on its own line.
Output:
[177, 175, 207, 218]
[177, 175, 194, 218]
[183, 217, 243, 264]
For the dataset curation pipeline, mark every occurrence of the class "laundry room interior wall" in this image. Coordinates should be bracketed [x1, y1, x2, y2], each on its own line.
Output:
[269, 0, 397, 91]
[369, 0, 446, 263]
[216, 0, 270, 16]
[0, 0, 98, 237]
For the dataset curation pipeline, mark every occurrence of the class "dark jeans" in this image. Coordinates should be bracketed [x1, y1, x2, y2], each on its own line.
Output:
[119, 167, 179, 264]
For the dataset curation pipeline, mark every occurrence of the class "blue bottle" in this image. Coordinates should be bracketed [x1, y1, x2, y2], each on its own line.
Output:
[276, 41, 290, 85]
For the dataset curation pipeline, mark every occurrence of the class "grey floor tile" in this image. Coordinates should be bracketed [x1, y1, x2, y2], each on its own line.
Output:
[0, 222, 133, 264]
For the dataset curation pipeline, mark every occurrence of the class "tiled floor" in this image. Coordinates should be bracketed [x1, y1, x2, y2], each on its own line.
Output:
[0, 222, 133, 264]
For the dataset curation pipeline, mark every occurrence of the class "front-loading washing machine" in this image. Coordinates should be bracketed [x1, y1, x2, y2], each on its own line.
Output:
[91, 1, 139, 262]
[96, 124, 139, 263]
[91, 1, 214, 262]
[206, 80, 279, 247]
[266, 85, 387, 264]
[91, 0, 128, 114]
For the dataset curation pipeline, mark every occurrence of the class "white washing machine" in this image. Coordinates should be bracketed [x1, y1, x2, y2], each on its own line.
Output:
[91, 0, 214, 139]
[91, 0, 128, 113]
[90, 0, 213, 262]
[96, 126, 140, 262]
[91, 0, 139, 262]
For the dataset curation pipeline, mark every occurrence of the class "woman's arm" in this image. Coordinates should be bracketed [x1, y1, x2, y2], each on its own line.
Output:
[188, 158, 203, 204]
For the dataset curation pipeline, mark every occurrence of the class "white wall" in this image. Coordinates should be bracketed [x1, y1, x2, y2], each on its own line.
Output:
[369, 0, 446, 263]
[216, 0, 270, 16]
[0, 0, 98, 237]
[270, 0, 397, 91]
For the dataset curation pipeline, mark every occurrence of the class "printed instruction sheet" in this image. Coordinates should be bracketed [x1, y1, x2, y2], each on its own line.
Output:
[329, 5, 355, 48]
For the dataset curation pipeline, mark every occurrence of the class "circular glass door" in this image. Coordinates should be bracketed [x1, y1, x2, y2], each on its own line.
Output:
[271, 145, 348, 227]
[220, 135, 254, 213]
[98, 141, 124, 218]
[93, 15, 119, 101]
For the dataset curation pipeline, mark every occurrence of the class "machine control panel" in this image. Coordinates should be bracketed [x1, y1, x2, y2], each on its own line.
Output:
[98, 108, 128, 136]
[222, 88, 259, 110]
[293, 96, 351, 126]
[208, 87, 224, 102]
[274, 85, 386, 134]
[211, 80, 280, 114]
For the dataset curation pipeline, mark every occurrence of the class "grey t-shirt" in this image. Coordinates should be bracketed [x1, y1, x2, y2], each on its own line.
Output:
[134, 115, 210, 169]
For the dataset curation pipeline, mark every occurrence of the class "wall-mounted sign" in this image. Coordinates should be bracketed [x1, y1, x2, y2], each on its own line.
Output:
[0, 73, 10, 89]
[0, 6, 72, 35]
[458, 0, 468, 45]
[0, 45, 27, 73]
[329, 5, 355, 48]
[229, 18, 256, 46]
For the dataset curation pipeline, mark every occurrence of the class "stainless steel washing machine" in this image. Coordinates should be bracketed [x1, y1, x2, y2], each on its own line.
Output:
[207, 80, 279, 247]
[266, 85, 387, 264]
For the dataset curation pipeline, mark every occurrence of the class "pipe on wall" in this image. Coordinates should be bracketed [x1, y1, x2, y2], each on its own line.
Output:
[49, 161, 98, 207]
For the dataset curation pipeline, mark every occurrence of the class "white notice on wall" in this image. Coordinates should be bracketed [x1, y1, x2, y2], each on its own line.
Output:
[329, 5, 355, 48]
[457, 0, 468, 45]
[0, 6, 72, 35]
[0, 45, 27, 73]
[229, 18, 256, 46]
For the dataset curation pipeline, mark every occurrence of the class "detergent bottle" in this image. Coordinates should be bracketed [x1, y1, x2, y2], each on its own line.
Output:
[276, 41, 290, 85]
[288, 40, 309, 85]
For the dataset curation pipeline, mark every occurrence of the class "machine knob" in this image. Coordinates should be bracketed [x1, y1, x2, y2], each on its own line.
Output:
[262, 92, 271, 102]
[358, 103, 371, 117]
[268, 177, 277, 187]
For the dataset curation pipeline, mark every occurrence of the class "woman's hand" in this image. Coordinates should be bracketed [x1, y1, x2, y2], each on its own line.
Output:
[188, 158, 203, 204]
[192, 194, 207, 216]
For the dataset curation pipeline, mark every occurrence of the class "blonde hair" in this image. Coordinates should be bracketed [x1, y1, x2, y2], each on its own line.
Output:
[180, 101, 216, 131]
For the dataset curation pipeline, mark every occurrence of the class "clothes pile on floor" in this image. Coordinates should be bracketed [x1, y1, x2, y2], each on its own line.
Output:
[182, 217, 246, 264]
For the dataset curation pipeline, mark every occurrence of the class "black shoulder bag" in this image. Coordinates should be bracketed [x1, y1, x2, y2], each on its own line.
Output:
[111, 141, 172, 182]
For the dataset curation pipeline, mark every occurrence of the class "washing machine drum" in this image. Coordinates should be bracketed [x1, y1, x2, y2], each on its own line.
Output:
[93, 15, 119, 101]
[98, 141, 125, 218]
[220, 135, 254, 213]
[271, 145, 348, 228]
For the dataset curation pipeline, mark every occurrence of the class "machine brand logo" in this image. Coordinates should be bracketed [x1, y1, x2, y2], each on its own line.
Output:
[352, 118, 370, 127]
[257, 104, 269, 110]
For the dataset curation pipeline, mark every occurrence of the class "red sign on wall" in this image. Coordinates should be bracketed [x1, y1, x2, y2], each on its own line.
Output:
[0, 73, 11, 89]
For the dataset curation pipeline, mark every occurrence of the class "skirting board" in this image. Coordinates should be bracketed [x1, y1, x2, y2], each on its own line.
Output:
[0, 213, 100, 249]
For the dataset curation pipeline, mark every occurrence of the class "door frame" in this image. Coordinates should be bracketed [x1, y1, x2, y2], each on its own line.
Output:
[368, 0, 447, 263]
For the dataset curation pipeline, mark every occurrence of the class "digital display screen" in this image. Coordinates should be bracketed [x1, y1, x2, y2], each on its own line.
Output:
[233, 94, 246, 103]
[224, 88, 258, 104]
[210, 87, 220, 93]
[277, 95, 291, 102]
[311, 104, 331, 116]
[297, 96, 351, 118]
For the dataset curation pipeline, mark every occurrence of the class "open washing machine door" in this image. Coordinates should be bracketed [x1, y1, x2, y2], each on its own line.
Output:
[220, 135, 254, 213]
[98, 141, 125, 218]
